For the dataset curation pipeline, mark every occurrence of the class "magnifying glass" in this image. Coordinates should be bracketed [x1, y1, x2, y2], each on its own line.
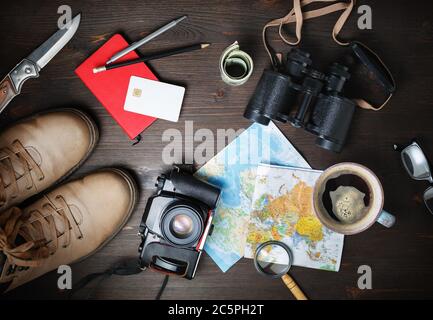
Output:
[254, 241, 308, 300]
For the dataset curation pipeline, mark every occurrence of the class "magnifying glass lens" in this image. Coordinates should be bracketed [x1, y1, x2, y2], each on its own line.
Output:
[256, 243, 291, 277]
[254, 241, 307, 300]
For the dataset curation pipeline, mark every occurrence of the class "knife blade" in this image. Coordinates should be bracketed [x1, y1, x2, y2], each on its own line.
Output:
[0, 14, 81, 114]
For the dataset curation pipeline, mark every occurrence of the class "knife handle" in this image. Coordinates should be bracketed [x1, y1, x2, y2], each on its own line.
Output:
[0, 75, 18, 114]
[0, 59, 38, 114]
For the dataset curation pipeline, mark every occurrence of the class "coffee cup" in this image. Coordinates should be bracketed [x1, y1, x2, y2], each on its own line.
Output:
[312, 162, 395, 235]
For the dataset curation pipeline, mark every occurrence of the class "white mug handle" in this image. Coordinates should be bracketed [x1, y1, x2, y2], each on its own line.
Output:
[377, 210, 396, 228]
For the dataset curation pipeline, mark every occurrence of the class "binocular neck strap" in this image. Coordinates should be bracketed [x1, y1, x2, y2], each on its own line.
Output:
[262, 0, 395, 111]
[262, 0, 355, 66]
[355, 95, 393, 111]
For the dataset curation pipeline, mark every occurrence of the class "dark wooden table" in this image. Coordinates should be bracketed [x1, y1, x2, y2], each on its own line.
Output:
[1, 0, 433, 300]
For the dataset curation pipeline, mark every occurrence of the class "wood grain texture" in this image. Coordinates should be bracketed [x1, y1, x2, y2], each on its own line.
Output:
[1, 0, 433, 300]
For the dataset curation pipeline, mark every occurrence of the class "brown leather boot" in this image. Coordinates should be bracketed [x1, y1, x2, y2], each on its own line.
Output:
[0, 168, 138, 292]
[0, 109, 99, 212]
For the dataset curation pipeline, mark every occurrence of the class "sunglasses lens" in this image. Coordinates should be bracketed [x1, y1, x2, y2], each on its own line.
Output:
[424, 188, 433, 215]
[401, 144, 432, 180]
[402, 152, 415, 176]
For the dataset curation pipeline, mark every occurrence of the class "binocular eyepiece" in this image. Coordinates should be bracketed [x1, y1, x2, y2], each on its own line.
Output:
[244, 49, 356, 153]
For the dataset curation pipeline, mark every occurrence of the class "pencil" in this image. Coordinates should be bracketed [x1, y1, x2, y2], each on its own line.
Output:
[106, 15, 188, 64]
[93, 43, 211, 73]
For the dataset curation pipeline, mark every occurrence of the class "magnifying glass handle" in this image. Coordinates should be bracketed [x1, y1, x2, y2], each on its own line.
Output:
[282, 274, 308, 300]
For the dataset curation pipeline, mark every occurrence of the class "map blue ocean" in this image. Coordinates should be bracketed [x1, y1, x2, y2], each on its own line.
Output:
[195, 122, 311, 272]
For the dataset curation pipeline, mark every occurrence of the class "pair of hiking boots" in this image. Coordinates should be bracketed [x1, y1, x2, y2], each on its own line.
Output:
[0, 109, 138, 293]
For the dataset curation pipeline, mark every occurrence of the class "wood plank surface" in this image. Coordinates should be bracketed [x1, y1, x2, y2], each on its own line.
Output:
[1, 0, 433, 299]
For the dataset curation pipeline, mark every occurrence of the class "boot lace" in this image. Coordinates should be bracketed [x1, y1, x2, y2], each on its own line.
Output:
[0, 195, 82, 268]
[0, 140, 44, 208]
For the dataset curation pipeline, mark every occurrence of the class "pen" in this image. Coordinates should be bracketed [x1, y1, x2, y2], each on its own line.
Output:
[106, 15, 188, 65]
[94, 43, 210, 73]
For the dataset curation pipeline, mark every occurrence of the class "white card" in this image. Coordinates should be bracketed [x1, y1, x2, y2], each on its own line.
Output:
[124, 76, 185, 122]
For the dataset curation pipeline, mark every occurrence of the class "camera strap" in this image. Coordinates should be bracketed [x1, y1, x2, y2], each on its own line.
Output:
[68, 258, 143, 299]
[262, 0, 395, 111]
[67, 257, 172, 300]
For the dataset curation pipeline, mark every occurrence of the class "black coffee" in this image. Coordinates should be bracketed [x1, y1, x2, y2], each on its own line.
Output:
[322, 174, 371, 222]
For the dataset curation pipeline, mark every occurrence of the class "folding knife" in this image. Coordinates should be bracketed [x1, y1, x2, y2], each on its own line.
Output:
[0, 14, 81, 114]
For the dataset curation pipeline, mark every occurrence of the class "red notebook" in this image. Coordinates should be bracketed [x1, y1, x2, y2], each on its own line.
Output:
[75, 34, 157, 139]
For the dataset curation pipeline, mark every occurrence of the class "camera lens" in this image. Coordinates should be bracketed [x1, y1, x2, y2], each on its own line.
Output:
[171, 214, 194, 238]
[161, 205, 204, 246]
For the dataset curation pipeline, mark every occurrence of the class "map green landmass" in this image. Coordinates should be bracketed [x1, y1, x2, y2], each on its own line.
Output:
[244, 165, 344, 272]
[195, 122, 311, 272]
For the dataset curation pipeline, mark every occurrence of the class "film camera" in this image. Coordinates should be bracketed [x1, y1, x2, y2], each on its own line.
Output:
[244, 49, 356, 153]
[138, 167, 221, 279]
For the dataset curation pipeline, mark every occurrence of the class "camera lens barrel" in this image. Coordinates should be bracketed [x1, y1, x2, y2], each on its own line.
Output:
[244, 69, 298, 125]
[161, 204, 204, 246]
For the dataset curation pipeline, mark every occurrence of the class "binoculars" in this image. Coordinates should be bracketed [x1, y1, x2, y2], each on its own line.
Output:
[244, 49, 356, 153]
